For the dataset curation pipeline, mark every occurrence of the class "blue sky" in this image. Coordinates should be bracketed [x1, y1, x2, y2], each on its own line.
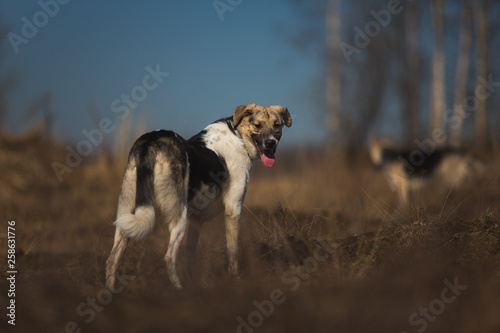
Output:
[1, 1, 325, 145]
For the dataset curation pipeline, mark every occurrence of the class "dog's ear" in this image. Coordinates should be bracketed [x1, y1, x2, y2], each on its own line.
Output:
[233, 103, 255, 127]
[274, 106, 292, 127]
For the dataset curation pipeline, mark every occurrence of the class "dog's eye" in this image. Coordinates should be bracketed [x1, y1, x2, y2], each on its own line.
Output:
[273, 122, 281, 128]
[254, 123, 262, 129]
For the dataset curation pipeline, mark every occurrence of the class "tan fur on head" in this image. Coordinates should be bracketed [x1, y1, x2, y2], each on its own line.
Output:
[233, 103, 257, 127]
[268, 105, 292, 128]
[369, 135, 393, 167]
[232, 103, 292, 161]
[233, 103, 291, 128]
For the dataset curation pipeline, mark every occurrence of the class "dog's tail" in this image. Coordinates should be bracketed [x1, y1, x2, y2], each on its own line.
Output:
[114, 145, 156, 240]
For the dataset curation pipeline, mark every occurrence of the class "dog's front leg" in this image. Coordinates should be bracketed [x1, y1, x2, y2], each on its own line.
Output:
[224, 207, 241, 275]
[223, 168, 250, 276]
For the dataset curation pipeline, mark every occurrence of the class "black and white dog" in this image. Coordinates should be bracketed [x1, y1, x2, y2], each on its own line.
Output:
[106, 103, 292, 288]
[369, 136, 485, 205]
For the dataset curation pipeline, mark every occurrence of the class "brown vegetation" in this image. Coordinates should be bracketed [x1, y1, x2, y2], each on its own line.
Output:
[1, 129, 499, 333]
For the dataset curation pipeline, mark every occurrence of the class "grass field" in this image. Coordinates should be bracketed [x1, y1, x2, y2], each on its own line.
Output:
[1, 129, 500, 333]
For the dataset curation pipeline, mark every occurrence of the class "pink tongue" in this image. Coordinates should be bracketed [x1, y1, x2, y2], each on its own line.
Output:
[261, 150, 275, 168]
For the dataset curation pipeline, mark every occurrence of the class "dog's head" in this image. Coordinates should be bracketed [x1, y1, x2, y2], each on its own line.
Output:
[233, 103, 292, 167]
[368, 135, 393, 168]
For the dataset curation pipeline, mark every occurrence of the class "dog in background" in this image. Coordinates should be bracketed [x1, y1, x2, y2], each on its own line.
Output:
[106, 103, 292, 289]
[369, 136, 486, 205]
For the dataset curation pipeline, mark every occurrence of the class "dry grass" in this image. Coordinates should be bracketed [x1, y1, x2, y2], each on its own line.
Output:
[1, 129, 499, 333]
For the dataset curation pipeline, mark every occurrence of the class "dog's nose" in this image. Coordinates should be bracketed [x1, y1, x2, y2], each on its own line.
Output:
[264, 139, 277, 150]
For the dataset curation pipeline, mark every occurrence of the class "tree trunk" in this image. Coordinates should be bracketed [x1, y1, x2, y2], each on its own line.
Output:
[325, 0, 342, 144]
[450, 1, 471, 147]
[429, 0, 446, 141]
[404, 0, 420, 141]
[474, 0, 490, 147]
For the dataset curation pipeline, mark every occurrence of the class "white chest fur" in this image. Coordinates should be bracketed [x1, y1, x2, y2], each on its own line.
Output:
[203, 122, 252, 181]
[204, 122, 252, 212]
[186, 122, 252, 221]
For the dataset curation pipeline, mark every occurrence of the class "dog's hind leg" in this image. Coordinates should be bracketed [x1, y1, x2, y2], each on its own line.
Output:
[400, 181, 410, 206]
[155, 152, 189, 289]
[164, 206, 188, 289]
[184, 217, 203, 280]
[106, 162, 136, 289]
[106, 228, 129, 290]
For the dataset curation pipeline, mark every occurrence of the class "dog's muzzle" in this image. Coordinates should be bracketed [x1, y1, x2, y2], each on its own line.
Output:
[264, 139, 277, 150]
[255, 138, 278, 168]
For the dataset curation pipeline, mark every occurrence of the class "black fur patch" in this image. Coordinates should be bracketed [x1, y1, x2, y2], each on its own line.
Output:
[383, 147, 460, 178]
[186, 131, 228, 202]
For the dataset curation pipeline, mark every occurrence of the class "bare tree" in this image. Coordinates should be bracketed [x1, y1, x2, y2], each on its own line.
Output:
[325, 0, 342, 144]
[450, 0, 472, 147]
[286, 0, 500, 150]
[429, 0, 446, 139]
[0, 19, 17, 129]
[473, 0, 490, 147]
[403, 0, 421, 141]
